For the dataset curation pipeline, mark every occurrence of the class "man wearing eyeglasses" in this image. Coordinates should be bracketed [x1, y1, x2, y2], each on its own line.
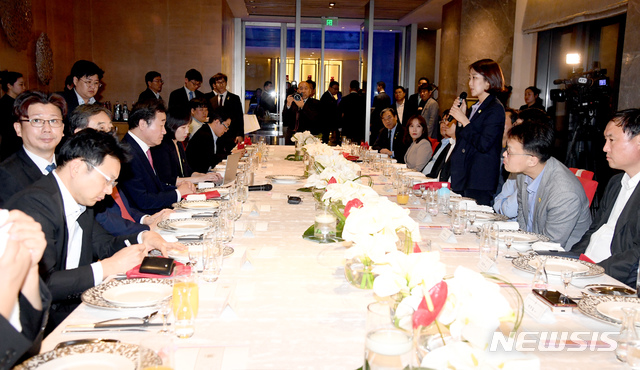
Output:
[60, 60, 104, 116]
[503, 121, 591, 250]
[186, 111, 244, 173]
[168, 69, 205, 111]
[6, 129, 177, 333]
[138, 71, 164, 103]
[0, 91, 66, 207]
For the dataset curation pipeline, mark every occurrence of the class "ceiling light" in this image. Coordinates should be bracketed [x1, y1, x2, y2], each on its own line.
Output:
[423, 27, 428, 30]
[329, 2, 336, 6]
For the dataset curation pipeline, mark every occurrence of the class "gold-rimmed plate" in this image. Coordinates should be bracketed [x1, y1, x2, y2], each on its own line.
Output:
[157, 218, 214, 232]
[81, 278, 173, 310]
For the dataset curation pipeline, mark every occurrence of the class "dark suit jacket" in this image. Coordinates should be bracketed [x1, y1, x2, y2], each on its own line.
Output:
[94, 189, 150, 237]
[5, 174, 138, 330]
[0, 94, 21, 161]
[372, 124, 408, 164]
[449, 94, 504, 194]
[426, 142, 451, 179]
[572, 174, 640, 286]
[138, 88, 162, 103]
[0, 148, 45, 207]
[186, 124, 229, 173]
[282, 98, 322, 135]
[320, 91, 339, 143]
[0, 279, 51, 369]
[339, 91, 366, 143]
[371, 92, 391, 143]
[60, 89, 81, 117]
[208, 91, 245, 139]
[168, 87, 204, 111]
[406, 93, 421, 118]
[151, 136, 193, 186]
[119, 133, 179, 214]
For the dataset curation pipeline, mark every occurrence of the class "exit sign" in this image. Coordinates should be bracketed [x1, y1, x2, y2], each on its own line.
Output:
[324, 17, 338, 26]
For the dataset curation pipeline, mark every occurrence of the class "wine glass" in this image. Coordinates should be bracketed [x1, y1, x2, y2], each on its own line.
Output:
[504, 235, 514, 258]
[188, 247, 201, 276]
[158, 297, 172, 333]
[561, 269, 574, 301]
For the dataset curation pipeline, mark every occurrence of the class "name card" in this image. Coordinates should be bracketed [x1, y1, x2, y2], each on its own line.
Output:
[220, 290, 239, 320]
[240, 250, 254, 271]
[524, 293, 551, 321]
[416, 210, 432, 223]
[186, 194, 207, 201]
[477, 254, 499, 273]
[439, 229, 457, 243]
[169, 212, 190, 220]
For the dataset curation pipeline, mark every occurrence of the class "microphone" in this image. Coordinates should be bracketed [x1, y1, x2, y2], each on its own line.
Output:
[448, 92, 468, 122]
[248, 184, 273, 191]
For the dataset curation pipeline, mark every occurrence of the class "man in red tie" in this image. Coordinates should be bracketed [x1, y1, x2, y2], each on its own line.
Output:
[119, 100, 196, 214]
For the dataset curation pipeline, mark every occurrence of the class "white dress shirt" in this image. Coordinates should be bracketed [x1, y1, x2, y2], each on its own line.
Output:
[74, 89, 96, 105]
[23, 147, 56, 175]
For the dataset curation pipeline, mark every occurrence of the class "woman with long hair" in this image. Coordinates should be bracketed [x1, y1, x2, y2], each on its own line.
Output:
[403, 114, 432, 172]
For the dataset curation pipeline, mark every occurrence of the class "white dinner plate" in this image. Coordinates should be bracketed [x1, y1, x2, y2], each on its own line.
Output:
[102, 283, 173, 308]
[37, 353, 134, 370]
[158, 218, 213, 232]
[502, 231, 539, 244]
[180, 200, 219, 210]
[82, 278, 174, 310]
[596, 301, 640, 323]
[266, 174, 306, 184]
[528, 257, 590, 275]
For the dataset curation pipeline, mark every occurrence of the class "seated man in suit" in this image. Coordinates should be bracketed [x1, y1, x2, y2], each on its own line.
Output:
[372, 108, 408, 164]
[0, 91, 66, 207]
[119, 100, 196, 214]
[208, 73, 245, 145]
[0, 209, 50, 368]
[69, 104, 171, 236]
[423, 111, 456, 180]
[282, 80, 322, 144]
[138, 71, 164, 103]
[168, 69, 204, 111]
[186, 111, 244, 173]
[370, 81, 391, 144]
[504, 121, 591, 250]
[572, 109, 640, 285]
[6, 129, 175, 331]
[60, 60, 104, 116]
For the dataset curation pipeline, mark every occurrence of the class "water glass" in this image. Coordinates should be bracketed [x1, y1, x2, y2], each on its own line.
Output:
[201, 233, 223, 283]
[172, 275, 199, 338]
[427, 200, 439, 216]
[314, 204, 337, 240]
[365, 302, 414, 370]
[451, 212, 464, 235]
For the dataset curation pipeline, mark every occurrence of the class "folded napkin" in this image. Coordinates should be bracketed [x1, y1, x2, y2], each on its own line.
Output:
[237, 143, 245, 149]
[342, 152, 359, 161]
[198, 182, 216, 189]
[244, 137, 252, 145]
[183, 190, 220, 200]
[493, 221, 520, 231]
[126, 261, 190, 279]
[531, 241, 564, 252]
[413, 181, 449, 190]
[580, 254, 596, 264]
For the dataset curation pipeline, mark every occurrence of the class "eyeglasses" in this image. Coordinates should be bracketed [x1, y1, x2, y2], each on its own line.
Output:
[20, 118, 64, 128]
[152, 79, 164, 84]
[79, 78, 103, 88]
[505, 147, 533, 157]
[84, 160, 117, 188]
[221, 121, 230, 130]
[189, 80, 202, 88]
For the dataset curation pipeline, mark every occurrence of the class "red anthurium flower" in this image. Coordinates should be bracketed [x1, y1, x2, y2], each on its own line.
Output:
[412, 281, 448, 329]
[238, 143, 245, 150]
[344, 198, 364, 217]
[328, 177, 337, 184]
[413, 242, 421, 253]
[244, 137, 252, 145]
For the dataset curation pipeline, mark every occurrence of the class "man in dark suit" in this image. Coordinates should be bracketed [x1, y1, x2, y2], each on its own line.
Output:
[260, 80, 277, 114]
[207, 73, 244, 145]
[320, 81, 340, 144]
[391, 86, 410, 126]
[423, 112, 455, 179]
[119, 100, 196, 214]
[138, 71, 164, 103]
[282, 81, 322, 144]
[371, 81, 391, 144]
[0, 91, 66, 207]
[168, 69, 205, 112]
[406, 77, 429, 116]
[572, 109, 640, 286]
[186, 111, 240, 173]
[6, 130, 173, 332]
[339, 80, 366, 143]
[59, 60, 104, 117]
[372, 108, 408, 164]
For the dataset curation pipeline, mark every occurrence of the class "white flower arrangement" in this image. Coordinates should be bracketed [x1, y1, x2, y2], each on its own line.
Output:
[302, 142, 334, 157]
[321, 181, 379, 205]
[305, 154, 362, 189]
[372, 250, 447, 298]
[291, 131, 320, 145]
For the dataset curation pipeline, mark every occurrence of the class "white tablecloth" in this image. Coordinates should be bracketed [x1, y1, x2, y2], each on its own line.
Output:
[41, 145, 626, 369]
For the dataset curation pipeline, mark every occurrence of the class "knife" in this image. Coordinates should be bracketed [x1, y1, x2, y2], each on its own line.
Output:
[65, 322, 165, 330]
[62, 327, 153, 333]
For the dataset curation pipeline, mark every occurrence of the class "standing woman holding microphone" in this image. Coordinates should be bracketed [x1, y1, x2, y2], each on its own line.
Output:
[448, 59, 506, 205]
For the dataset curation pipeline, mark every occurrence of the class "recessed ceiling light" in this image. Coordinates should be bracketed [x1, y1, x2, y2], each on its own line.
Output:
[329, 2, 336, 6]
[423, 27, 428, 30]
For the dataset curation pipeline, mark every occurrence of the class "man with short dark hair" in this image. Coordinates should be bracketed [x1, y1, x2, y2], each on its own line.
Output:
[371, 81, 390, 144]
[138, 71, 164, 103]
[260, 80, 276, 114]
[417, 83, 439, 139]
[60, 60, 104, 116]
[372, 108, 408, 163]
[339, 80, 366, 143]
[207, 73, 244, 144]
[572, 109, 640, 285]
[186, 112, 243, 173]
[504, 121, 591, 250]
[392, 86, 409, 126]
[0, 91, 66, 207]
[282, 80, 322, 143]
[168, 69, 204, 111]
[320, 81, 340, 143]
[6, 129, 174, 331]
[119, 100, 196, 214]
[407, 77, 429, 115]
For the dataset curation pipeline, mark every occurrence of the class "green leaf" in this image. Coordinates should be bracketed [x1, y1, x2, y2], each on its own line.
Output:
[297, 187, 312, 192]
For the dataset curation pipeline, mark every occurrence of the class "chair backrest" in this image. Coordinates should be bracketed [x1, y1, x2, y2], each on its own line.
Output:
[569, 168, 595, 180]
[577, 176, 598, 206]
[428, 137, 439, 154]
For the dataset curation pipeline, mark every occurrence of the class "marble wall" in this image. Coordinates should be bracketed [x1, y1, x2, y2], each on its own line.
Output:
[619, 0, 640, 110]
[439, 0, 517, 112]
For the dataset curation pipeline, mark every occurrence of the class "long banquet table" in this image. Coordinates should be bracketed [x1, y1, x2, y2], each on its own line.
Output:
[41, 145, 627, 369]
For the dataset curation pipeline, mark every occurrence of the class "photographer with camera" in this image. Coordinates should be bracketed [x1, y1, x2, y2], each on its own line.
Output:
[282, 80, 322, 144]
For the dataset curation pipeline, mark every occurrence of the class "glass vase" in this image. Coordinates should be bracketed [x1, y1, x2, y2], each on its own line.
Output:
[344, 255, 375, 289]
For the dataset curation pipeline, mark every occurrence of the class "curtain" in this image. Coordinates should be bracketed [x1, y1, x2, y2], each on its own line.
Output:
[522, 0, 628, 33]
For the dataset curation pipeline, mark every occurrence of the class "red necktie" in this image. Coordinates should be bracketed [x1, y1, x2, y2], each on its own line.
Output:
[146, 149, 155, 171]
[111, 187, 136, 222]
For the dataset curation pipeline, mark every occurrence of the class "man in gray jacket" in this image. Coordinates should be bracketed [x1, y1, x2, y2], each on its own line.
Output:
[503, 121, 591, 250]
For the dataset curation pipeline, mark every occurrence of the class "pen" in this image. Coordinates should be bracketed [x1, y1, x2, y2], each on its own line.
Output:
[124, 240, 132, 247]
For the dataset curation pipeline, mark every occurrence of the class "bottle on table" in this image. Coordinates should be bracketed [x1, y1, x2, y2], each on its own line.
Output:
[114, 101, 122, 121]
[437, 183, 450, 214]
[122, 101, 129, 121]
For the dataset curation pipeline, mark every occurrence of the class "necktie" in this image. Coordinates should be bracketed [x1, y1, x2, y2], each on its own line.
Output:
[219, 94, 223, 107]
[189, 91, 194, 101]
[111, 187, 136, 222]
[146, 149, 155, 171]
[389, 130, 393, 152]
[45, 162, 56, 173]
